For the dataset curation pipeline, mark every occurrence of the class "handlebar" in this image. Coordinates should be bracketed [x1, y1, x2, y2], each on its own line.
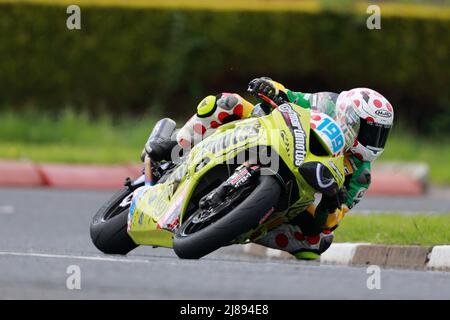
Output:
[256, 93, 285, 110]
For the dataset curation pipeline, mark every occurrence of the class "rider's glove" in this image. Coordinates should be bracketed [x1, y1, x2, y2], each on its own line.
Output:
[248, 77, 289, 106]
[248, 77, 278, 99]
[320, 186, 348, 214]
[337, 186, 348, 207]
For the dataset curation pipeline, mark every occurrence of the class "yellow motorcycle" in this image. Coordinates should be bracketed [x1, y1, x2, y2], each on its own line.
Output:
[90, 96, 346, 259]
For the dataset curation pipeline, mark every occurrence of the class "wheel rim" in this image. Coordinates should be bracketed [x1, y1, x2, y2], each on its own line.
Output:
[178, 185, 254, 237]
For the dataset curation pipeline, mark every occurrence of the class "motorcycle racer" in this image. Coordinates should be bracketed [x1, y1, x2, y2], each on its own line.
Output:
[144, 77, 394, 260]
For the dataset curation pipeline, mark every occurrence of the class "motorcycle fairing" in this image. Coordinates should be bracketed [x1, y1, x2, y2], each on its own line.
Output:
[127, 103, 345, 248]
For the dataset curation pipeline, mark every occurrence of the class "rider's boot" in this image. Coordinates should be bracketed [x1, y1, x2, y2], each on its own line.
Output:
[141, 118, 179, 163]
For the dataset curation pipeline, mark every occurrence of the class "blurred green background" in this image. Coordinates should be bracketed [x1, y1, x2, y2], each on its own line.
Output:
[0, 0, 449, 184]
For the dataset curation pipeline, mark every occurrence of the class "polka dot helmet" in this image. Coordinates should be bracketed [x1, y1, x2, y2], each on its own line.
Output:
[335, 88, 394, 161]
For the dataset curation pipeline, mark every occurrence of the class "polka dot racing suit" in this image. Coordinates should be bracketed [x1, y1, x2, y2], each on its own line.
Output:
[174, 84, 371, 260]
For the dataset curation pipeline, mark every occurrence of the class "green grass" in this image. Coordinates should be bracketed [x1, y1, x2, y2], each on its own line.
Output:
[335, 213, 450, 246]
[0, 109, 449, 184]
[0, 109, 156, 164]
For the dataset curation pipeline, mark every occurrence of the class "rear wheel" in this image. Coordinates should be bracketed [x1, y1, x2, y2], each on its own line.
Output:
[173, 175, 281, 259]
[90, 188, 138, 255]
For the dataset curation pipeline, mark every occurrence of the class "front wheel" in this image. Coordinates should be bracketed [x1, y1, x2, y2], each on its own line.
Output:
[173, 175, 281, 259]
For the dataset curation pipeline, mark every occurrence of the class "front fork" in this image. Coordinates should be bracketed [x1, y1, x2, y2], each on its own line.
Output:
[144, 154, 154, 186]
[198, 163, 261, 211]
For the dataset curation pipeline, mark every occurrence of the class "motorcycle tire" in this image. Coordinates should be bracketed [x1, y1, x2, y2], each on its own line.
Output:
[173, 175, 281, 259]
[90, 188, 138, 255]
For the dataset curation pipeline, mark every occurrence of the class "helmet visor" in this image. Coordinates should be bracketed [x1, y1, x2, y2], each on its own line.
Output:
[357, 118, 391, 149]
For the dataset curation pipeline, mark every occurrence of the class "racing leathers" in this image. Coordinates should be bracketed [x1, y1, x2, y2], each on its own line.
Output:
[170, 82, 371, 260]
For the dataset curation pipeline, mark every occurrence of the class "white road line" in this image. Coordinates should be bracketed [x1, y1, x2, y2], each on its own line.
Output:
[0, 251, 156, 264]
[0, 205, 14, 215]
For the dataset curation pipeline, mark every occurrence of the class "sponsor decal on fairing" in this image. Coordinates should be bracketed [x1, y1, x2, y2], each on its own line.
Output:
[278, 104, 307, 167]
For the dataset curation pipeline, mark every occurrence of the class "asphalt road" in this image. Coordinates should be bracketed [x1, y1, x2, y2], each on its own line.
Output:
[0, 187, 449, 299]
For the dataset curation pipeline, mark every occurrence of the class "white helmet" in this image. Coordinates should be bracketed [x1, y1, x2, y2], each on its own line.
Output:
[335, 88, 394, 161]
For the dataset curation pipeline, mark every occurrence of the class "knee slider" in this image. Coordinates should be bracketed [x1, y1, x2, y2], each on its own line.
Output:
[197, 95, 217, 118]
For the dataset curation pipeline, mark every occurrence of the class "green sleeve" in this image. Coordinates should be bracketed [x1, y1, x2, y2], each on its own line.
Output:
[285, 90, 311, 109]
